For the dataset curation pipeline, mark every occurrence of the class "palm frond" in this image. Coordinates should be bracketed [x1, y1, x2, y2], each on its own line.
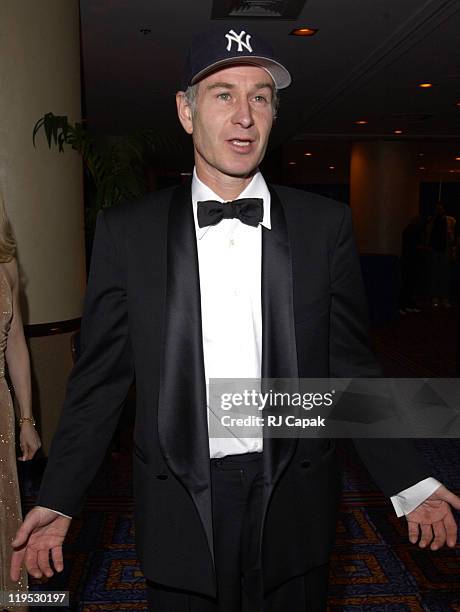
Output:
[33, 112, 179, 219]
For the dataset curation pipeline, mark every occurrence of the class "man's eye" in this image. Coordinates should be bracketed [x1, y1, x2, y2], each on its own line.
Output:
[254, 95, 269, 103]
[217, 93, 231, 101]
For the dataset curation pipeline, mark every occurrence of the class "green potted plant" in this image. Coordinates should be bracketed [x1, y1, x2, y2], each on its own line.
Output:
[33, 112, 177, 232]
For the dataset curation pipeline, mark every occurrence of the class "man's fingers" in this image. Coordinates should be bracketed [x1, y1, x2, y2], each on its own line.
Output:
[443, 509, 458, 547]
[38, 549, 53, 578]
[430, 520, 446, 551]
[10, 549, 26, 582]
[419, 523, 433, 548]
[51, 546, 64, 573]
[10, 514, 40, 581]
[407, 521, 419, 544]
[24, 546, 42, 579]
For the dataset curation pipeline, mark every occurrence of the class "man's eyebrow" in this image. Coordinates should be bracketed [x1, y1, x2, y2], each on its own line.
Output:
[254, 82, 273, 91]
[206, 82, 235, 90]
[205, 82, 274, 91]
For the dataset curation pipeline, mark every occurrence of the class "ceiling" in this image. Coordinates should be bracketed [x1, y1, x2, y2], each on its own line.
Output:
[79, 0, 460, 180]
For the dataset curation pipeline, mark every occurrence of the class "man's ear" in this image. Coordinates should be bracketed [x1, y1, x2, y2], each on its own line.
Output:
[176, 92, 193, 135]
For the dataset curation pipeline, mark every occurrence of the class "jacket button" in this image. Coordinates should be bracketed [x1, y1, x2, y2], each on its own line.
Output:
[300, 459, 311, 468]
[156, 474, 168, 480]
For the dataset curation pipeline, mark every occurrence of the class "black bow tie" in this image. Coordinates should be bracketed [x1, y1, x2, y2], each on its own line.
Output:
[197, 198, 263, 228]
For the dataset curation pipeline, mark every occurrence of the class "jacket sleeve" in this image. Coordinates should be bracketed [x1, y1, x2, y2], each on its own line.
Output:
[329, 205, 432, 497]
[37, 209, 135, 516]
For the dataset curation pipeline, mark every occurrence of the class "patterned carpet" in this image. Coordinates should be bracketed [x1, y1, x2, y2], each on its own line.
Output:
[23, 306, 459, 611]
[329, 439, 460, 611]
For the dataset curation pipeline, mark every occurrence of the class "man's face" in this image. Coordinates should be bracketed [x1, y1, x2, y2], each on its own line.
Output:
[177, 65, 275, 182]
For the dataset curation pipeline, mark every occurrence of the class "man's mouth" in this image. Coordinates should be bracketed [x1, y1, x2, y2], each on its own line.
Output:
[227, 138, 255, 153]
[230, 139, 252, 148]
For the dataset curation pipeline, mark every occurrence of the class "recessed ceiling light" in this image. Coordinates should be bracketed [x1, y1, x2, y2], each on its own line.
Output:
[290, 27, 318, 37]
[355, 120, 368, 125]
[394, 129, 403, 134]
[456, 101, 460, 107]
[289, 161, 297, 165]
[329, 165, 335, 170]
[418, 83, 434, 88]
[455, 156, 460, 161]
[304, 152, 313, 157]
[419, 167, 426, 170]
[418, 153, 424, 157]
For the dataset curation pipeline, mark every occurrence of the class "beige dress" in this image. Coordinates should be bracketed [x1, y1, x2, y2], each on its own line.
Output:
[0, 266, 28, 609]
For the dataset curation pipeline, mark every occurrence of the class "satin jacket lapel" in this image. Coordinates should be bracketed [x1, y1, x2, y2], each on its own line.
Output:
[262, 187, 299, 489]
[157, 183, 214, 565]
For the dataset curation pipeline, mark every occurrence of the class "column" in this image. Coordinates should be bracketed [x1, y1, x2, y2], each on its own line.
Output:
[0, 0, 85, 452]
[350, 141, 419, 255]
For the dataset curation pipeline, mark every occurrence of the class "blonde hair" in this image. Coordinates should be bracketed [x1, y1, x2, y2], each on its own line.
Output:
[0, 190, 16, 262]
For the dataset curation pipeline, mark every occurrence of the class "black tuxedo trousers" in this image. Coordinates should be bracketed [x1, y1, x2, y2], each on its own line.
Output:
[146, 452, 330, 611]
[37, 183, 431, 599]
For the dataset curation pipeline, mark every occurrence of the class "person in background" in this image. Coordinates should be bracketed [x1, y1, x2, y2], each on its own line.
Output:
[426, 203, 455, 308]
[399, 216, 424, 314]
[0, 190, 41, 611]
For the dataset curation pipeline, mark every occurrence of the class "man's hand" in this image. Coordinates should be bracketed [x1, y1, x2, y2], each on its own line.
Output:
[406, 484, 460, 550]
[10, 506, 72, 581]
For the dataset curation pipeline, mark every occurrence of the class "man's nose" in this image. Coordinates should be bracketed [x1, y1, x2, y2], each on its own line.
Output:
[231, 98, 254, 128]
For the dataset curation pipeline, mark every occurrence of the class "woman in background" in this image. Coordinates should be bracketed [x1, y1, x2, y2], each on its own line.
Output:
[0, 191, 40, 609]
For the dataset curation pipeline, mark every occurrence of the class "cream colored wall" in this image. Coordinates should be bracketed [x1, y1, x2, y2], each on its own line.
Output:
[27, 333, 76, 454]
[0, 0, 85, 324]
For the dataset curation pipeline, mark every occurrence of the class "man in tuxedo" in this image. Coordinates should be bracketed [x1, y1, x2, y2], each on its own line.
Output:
[11, 26, 460, 612]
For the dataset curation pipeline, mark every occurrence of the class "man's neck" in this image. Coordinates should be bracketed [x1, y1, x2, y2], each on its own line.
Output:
[195, 165, 257, 201]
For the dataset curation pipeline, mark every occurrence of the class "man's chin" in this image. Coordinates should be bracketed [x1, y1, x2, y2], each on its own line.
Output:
[220, 164, 259, 180]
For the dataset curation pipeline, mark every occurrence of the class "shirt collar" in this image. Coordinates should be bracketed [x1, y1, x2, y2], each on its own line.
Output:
[191, 167, 271, 239]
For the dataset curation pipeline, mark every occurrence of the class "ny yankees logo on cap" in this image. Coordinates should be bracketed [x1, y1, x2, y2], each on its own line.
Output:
[225, 29, 253, 53]
[181, 25, 291, 90]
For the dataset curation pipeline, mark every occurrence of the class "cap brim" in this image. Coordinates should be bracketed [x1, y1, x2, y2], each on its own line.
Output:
[191, 55, 291, 89]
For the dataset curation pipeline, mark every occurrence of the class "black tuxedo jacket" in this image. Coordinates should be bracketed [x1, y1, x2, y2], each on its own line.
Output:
[37, 183, 430, 597]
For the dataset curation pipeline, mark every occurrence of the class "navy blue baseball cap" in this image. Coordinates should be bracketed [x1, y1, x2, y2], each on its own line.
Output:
[181, 26, 291, 90]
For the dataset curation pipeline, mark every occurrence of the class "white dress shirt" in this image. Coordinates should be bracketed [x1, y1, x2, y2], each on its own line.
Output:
[44, 171, 441, 519]
[192, 168, 269, 459]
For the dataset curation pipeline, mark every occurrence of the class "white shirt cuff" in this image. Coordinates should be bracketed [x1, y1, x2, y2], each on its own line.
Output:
[390, 477, 442, 517]
[37, 505, 72, 519]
